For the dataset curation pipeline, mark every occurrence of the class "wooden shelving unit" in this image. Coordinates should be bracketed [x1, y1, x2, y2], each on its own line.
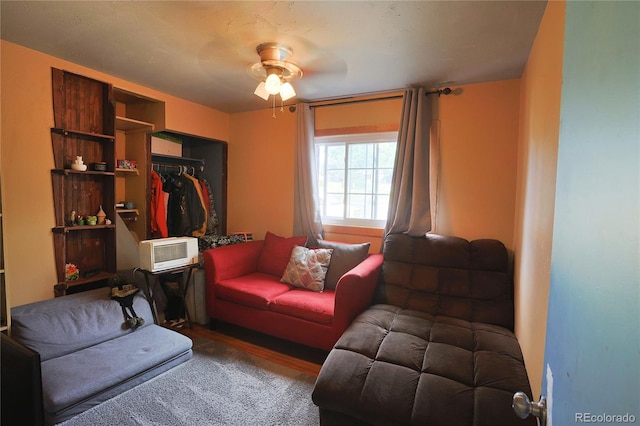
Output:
[50, 68, 117, 296]
[114, 88, 164, 241]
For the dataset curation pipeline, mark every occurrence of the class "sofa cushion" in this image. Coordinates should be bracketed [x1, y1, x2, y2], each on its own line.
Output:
[380, 233, 514, 330]
[315, 241, 370, 290]
[11, 288, 154, 361]
[271, 289, 335, 324]
[257, 231, 308, 277]
[313, 304, 532, 425]
[281, 246, 333, 292]
[216, 273, 292, 310]
[41, 324, 192, 415]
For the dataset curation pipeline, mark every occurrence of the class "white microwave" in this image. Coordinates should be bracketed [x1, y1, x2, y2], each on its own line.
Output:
[138, 237, 198, 272]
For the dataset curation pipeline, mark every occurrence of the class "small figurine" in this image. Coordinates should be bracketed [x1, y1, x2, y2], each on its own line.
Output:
[97, 205, 106, 225]
[108, 274, 145, 330]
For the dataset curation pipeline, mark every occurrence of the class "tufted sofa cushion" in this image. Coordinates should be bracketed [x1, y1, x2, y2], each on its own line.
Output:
[378, 233, 514, 330]
[312, 305, 533, 426]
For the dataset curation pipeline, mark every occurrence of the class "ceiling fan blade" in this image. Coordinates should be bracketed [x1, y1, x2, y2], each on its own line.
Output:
[297, 55, 348, 97]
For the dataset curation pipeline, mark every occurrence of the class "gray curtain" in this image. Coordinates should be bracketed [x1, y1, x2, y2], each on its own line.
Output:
[384, 87, 434, 237]
[293, 103, 323, 245]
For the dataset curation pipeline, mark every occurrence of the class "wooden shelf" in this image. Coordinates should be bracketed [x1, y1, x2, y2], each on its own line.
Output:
[117, 209, 139, 214]
[52, 224, 116, 233]
[56, 270, 113, 287]
[51, 127, 115, 141]
[53, 271, 115, 297]
[116, 116, 154, 132]
[117, 209, 139, 223]
[115, 168, 139, 175]
[52, 168, 115, 176]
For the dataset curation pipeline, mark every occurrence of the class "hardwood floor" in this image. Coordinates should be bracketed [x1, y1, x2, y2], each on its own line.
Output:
[177, 322, 327, 377]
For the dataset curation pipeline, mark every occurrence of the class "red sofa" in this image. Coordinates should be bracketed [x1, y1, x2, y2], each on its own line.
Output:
[203, 233, 383, 351]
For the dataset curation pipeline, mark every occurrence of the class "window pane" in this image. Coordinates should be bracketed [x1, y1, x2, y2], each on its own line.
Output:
[317, 146, 326, 194]
[327, 145, 345, 169]
[347, 194, 371, 219]
[348, 169, 369, 193]
[376, 168, 394, 194]
[378, 142, 397, 168]
[374, 194, 390, 220]
[326, 194, 344, 217]
[326, 170, 344, 192]
[348, 144, 371, 168]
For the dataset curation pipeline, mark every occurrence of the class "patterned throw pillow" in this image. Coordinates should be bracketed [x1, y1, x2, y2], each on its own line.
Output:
[281, 246, 333, 292]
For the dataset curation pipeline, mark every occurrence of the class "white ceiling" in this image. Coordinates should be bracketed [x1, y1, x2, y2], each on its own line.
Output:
[0, 1, 547, 113]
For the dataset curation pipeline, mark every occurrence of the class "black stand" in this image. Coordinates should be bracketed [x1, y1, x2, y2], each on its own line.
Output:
[133, 264, 197, 329]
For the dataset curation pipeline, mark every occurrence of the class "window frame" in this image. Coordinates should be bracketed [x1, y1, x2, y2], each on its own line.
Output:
[315, 131, 398, 228]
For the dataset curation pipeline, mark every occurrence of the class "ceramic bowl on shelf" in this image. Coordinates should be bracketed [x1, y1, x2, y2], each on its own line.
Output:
[71, 163, 87, 171]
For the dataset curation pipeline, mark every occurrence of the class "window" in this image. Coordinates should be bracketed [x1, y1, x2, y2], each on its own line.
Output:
[315, 132, 397, 228]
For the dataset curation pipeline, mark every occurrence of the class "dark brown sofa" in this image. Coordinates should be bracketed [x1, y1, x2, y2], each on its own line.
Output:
[312, 233, 535, 426]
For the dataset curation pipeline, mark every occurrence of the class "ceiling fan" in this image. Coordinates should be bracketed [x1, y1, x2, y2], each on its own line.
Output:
[197, 36, 347, 112]
[248, 42, 303, 101]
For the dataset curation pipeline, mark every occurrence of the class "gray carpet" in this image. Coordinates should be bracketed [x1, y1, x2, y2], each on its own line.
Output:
[59, 338, 320, 426]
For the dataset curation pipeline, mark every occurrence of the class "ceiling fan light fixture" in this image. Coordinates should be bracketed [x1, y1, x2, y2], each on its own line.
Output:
[264, 71, 282, 95]
[254, 81, 270, 100]
[249, 43, 303, 106]
[279, 82, 296, 101]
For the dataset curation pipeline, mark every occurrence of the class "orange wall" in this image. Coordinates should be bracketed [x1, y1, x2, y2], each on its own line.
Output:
[227, 108, 297, 240]
[513, 1, 564, 398]
[3, 40, 528, 314]
[0, 40, 229, 306]
[227, 99, 403, 249]
[228, 84, 522, 252]
[437, 79, 521, 250]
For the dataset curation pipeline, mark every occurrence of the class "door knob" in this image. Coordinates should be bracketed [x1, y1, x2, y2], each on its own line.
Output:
[512, 391, 547, 426]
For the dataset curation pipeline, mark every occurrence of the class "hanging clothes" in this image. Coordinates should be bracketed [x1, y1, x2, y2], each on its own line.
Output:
[163, 175, 191, 237]
[150, 170, 168, 238]
[199, 176, 218, 235]
[182, 173, 207, 237]
[163, 173, 206, 237]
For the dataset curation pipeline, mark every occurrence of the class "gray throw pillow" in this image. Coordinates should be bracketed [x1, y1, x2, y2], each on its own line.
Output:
[315, 241, 371, 290]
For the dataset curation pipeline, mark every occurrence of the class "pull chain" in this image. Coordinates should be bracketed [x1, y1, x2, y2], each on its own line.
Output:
[272, 96, 276, 119]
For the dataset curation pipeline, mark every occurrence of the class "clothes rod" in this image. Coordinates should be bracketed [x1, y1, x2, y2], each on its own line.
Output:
[152, 162, 204, 175]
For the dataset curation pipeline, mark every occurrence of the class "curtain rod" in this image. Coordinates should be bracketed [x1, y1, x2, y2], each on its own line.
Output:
[309, 87, 453, 108]
[309, 91, 403, 108]
[426, 87, 453, 96]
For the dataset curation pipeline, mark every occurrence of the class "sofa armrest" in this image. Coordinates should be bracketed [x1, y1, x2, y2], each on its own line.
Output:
[203, 240, 264, 284]
[333, 253, 383, 336]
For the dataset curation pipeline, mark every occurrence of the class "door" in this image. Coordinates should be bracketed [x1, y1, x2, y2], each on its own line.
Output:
[536, 3, 639, 425]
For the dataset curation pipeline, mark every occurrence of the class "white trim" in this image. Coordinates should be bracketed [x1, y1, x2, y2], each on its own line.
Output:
[315, 131, 397, 145]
